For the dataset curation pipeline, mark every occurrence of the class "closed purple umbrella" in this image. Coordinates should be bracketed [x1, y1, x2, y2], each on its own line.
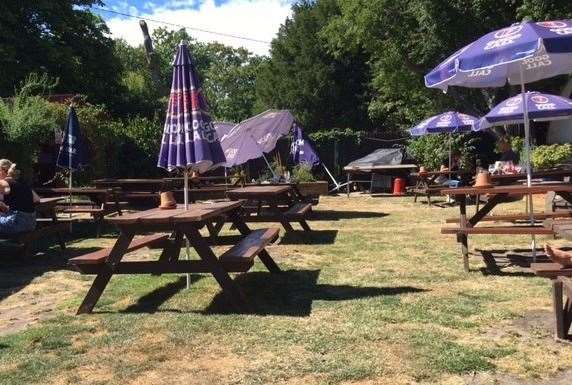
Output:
[158, 41, 226, 208]
[157, 41, 226, 288]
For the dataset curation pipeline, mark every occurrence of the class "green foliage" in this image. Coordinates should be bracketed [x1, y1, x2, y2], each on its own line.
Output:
[256, 0, 371, 131]
[291, 164, 316, 183]
[308, 128, 364, 144]
[407, 134, 477, 170]
[531, 144, 572, 169]
[510, 136, 524, 155]
[0, 0, 124, 105]
[0, 74, 60, 178]
[322, 0, 572, 130]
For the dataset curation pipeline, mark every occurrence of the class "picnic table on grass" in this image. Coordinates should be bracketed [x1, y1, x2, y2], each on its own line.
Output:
[531, 219, 572, 341]
[408, 170, 473, 205]
[0, 197, 67, 256]
[68, 200, 281, 314]
[226, 185, 312, 232]
[35, 187, 124, 236]
[441, 184, 572, 272]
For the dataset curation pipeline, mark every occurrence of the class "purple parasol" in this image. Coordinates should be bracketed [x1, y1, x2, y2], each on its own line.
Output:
[425, 20, 572, 91]
[479, 92, 572, 129]
[409, 111, 480, 136]
[157, 41, 226, 176]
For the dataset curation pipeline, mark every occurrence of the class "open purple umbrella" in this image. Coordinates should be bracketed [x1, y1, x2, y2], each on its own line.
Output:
[479, 91, 572, 129]
[409, 111, 480, 136]
[158, 41, 226, 208]
[410, 111, 480, 171]
[425, 20, 572, 260]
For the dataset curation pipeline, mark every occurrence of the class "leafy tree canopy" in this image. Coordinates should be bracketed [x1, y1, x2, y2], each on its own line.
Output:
[0, 0, 123, 106]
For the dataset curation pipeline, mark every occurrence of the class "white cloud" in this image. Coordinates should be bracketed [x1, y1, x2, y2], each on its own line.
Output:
[104, 0, 293, 56]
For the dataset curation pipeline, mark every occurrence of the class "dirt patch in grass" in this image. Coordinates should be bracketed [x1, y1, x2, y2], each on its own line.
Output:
[0, 270, 89, 336]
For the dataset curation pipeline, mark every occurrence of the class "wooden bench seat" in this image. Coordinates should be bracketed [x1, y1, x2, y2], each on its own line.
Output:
[445, 211, 572, 223]
[441, 226, 555, 235]
[69, 233, 169, 271]
[284, 203, 312, 219]
[0, 222, 68, 256]
[60, 206, 106, 214]
[219, 228, 279, 271]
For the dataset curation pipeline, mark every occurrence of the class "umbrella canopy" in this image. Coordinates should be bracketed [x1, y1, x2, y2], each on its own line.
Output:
[214, 121, 235, 141]
[220, 109, 295, 167]
[157, 41, 226, 174]
[425, 20, 572, 91]
[409, 111, 480, 136]
[479, 92, 572, 129]
[290, 123, 320, 167]
[227, 109, 294, 153]
[57, 106, 88, 171]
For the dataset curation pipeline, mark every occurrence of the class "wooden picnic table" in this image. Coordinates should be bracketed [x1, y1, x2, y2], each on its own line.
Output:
[408, 170, 473, 205]
[35, 187, 123, 236]
[441, 184, 572, 272]
[69, 200, 281, 314]
[226, 185, 312, 232]
[490, 168, 572, 185]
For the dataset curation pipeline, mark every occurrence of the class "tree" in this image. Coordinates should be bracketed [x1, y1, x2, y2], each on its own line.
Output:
[255, 0, 371, 131]
[0, 0, 124, 106]
[323, 0, 572, 130]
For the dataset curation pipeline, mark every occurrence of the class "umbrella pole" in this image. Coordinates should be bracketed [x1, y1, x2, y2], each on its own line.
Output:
[520, 68, 536, 261]
[262, 153, 278, 180]
[184, 169, 191, 289]
[322, 163, 340, 189]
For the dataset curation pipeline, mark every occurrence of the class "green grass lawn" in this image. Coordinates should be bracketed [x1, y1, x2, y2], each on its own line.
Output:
[1, 195, 571, 385]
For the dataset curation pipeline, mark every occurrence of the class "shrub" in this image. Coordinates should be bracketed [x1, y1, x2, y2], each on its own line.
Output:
[531, 144, 572, 169]
[291, 164, 316, 183]
[407, 133, 478, 171]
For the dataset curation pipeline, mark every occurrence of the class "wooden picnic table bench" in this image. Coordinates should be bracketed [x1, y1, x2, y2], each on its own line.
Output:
[409, 170, 473, 205]
[530, 263, 572, 341]
[445, 211, 572, 223]
[35, 187, 124, 236]
[441, 184, 572, 272]
[226, 185, 312, 232]
[0, 197, 67, 257]
[69, 201, 281, 314]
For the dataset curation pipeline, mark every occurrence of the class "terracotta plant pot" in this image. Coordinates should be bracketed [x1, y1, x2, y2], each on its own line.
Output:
[473, 170, 493, 188]
[159, 191, 177, 210]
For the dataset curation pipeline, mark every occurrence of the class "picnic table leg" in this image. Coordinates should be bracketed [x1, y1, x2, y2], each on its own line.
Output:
[269, 202, 295, 232]
[183, 225, 251, 313]
[458, 194, 469, 272]
[229, 210, 281, 274]
[76, 231, 134, 315]
[553, 279, 566, 340]
[152, 231, 183, 276]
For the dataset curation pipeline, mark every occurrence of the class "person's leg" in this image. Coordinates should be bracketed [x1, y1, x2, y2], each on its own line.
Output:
[0, 212, 18, 234]
[13, 212, 36, 233]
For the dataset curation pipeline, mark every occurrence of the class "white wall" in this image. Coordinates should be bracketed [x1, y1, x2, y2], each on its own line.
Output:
[547, 118, 572, 144]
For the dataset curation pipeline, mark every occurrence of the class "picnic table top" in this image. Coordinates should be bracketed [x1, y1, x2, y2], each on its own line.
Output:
[226, 185, 291, 198]
[490, 168, 572, 181]
[107, 200, 242, 225]
[344, 164, 418, 172]
[441, 183, 572, 196]
[38, 197, 66, 205]
[36, 187, 114, 195]
[412, 170, 474, 177]
[530, 262, 572, 278]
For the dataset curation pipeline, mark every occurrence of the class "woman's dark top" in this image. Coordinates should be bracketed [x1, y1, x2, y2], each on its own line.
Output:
[500, 150, 519, 163]
[3, 180, 35, 213]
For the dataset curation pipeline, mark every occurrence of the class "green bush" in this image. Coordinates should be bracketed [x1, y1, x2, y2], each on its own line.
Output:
[0, 73, 59, 179]
[407, 134, 478, 171]
[531, 144, 572, 169]
[291, 164, 316, 183]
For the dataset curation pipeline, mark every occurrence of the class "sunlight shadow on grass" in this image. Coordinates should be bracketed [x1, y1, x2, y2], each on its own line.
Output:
[203, 269, 426, 316]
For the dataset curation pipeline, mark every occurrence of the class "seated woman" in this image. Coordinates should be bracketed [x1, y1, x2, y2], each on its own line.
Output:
[0, 159, 38, 234]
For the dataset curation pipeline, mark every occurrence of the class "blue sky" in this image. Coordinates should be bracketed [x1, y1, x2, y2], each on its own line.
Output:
[94, 0, 294, 55]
